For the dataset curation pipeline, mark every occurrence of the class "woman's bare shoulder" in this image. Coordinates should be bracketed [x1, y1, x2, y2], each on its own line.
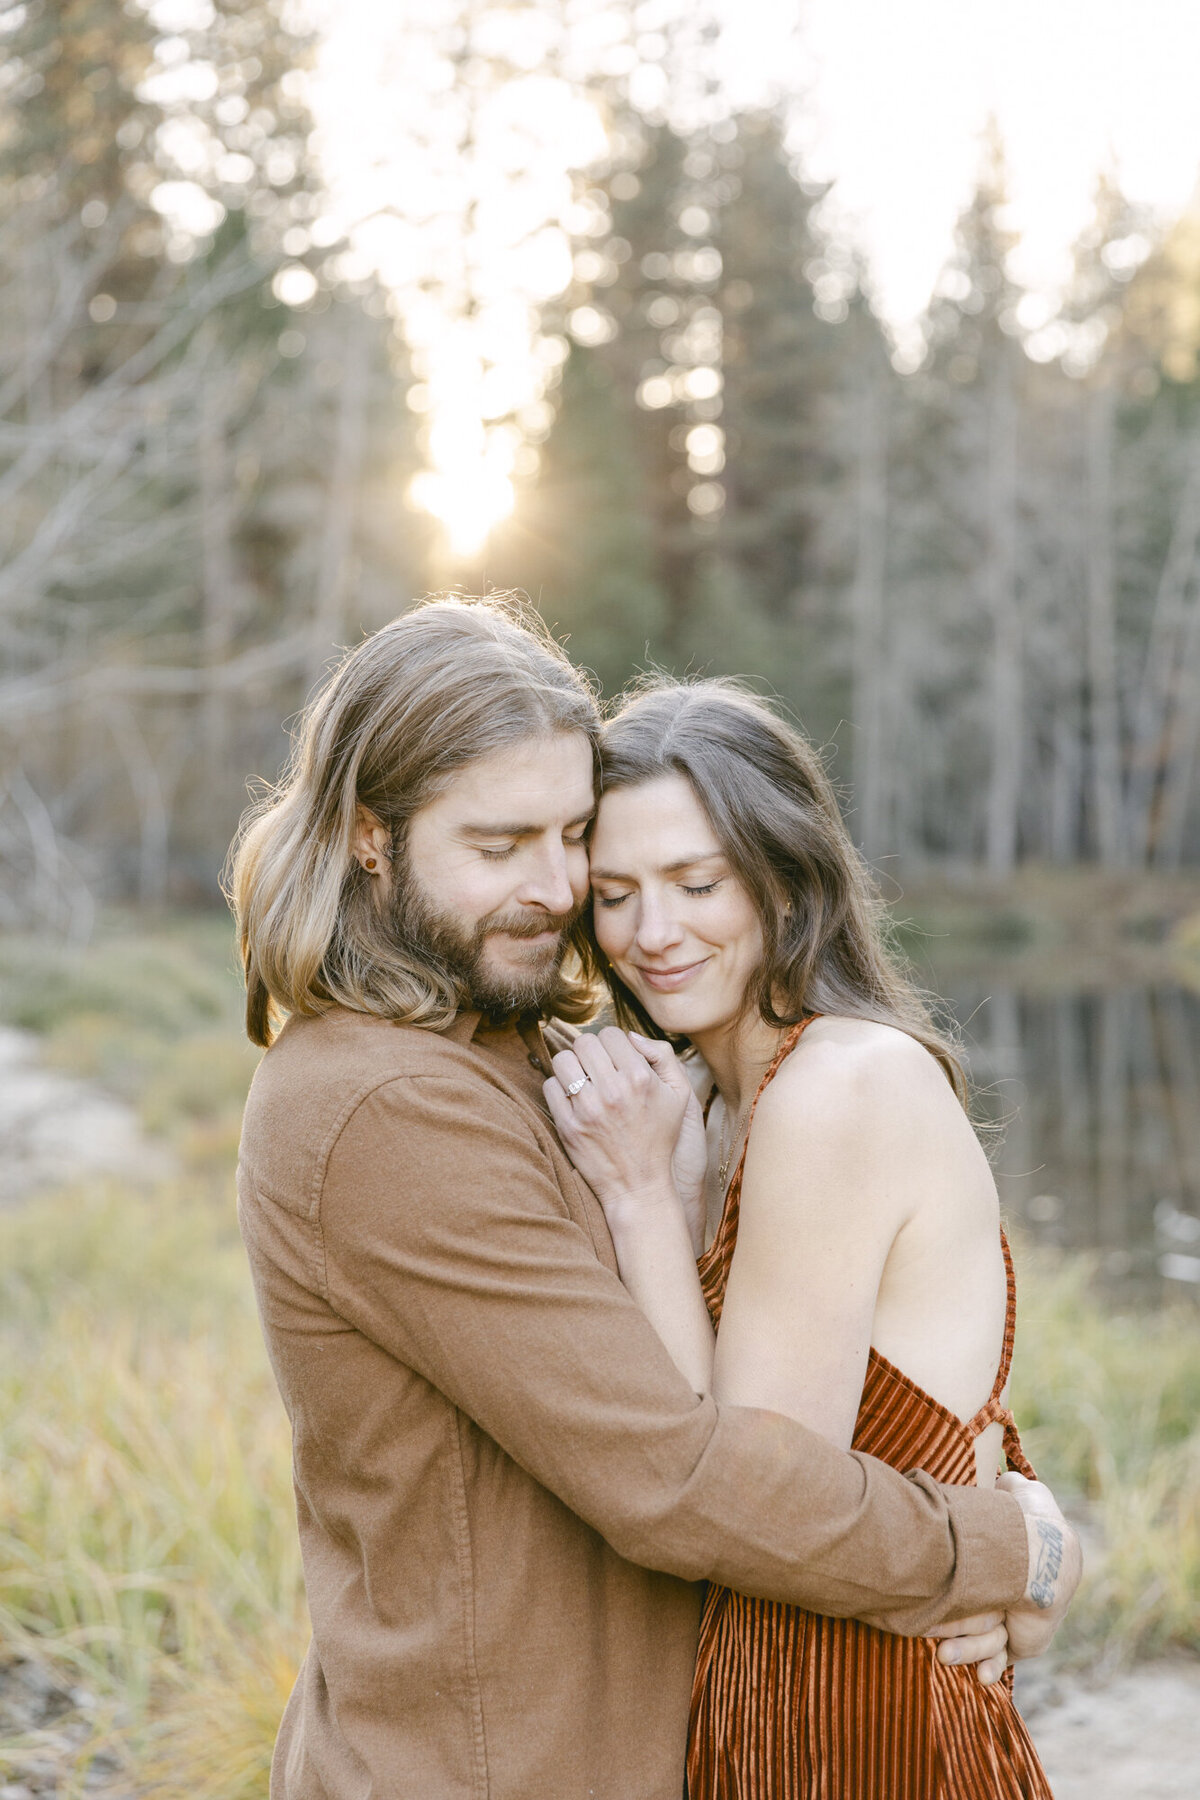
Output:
[775, 1015, 947, 1099]
[746, 1018, 982, 1234]
[748, 1016, 962, 1158]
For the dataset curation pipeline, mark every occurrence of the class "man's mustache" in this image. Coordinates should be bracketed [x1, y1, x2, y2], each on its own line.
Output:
[484, 907, 581, 941]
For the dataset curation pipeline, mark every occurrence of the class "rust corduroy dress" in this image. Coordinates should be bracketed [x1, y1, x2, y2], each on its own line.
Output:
[687, 1020, 1054, 1800]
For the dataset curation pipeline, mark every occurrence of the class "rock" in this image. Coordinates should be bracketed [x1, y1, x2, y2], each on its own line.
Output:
[0, 1027, 173, 1206]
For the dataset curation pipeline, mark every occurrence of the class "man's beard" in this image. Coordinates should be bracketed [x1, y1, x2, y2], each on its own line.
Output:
[390, 866, 582, 1016]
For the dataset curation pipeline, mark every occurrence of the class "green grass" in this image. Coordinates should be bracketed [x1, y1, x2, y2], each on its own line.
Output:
[1011, 1246, 1200, 1668]
[0, 914, 1197, 1793]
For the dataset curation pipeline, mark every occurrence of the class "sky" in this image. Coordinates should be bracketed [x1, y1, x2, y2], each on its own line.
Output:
[303, 0, 1200, 553]
[789, 0, 1200, 323]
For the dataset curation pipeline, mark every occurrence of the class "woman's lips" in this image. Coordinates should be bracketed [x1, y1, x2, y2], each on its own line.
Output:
[635, 958, 709, 992]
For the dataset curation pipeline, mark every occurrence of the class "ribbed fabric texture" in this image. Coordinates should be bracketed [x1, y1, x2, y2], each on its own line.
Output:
[688, 1020, 1054, 1799]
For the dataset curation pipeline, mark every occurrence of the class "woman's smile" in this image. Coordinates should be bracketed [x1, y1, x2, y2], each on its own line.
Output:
[634, 956, 713, 991]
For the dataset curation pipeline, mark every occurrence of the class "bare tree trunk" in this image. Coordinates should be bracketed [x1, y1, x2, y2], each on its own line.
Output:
[1049, 708, 1083, 861]
[5, 768, 95, 941]
[1159, 988, 1200, 1211]
[1151, 564, 1200, 868]
[200, 367, 239, 820]
[310, 309, 371, 686]
[1053, 993, 1090, 1214]
[1096, 990, 1129, 1248]
[985, 352, 1021, 874]
[851, 352, 888, 858]
[986, 987, 1033, 1211]
[1123, 434, 1200, 863]
[105, 701, 170, 907]
[1084, 386, 1124, 863]
[1128, 986, 1168, 1222]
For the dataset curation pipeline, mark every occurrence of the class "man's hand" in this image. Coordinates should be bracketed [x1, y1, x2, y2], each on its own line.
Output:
[927, 1611, 1009, 1685]
[998, 1471, 1083, 1662]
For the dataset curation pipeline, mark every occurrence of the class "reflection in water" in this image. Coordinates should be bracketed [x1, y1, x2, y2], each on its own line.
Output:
[949, 983, 1200, 1291]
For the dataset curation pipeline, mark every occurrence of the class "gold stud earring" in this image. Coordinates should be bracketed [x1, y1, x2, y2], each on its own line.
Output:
[364, 857, 377, 871]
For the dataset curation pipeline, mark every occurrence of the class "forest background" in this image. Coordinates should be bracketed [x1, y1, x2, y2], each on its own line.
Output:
[2, 2, 1200, 1797]
[6, 0, 1200, 902]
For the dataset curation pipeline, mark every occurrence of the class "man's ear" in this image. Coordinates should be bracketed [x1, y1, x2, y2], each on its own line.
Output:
[352, 805, 392, 874]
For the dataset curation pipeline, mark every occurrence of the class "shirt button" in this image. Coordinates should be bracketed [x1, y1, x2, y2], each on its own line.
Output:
[529, 1054, 545, 1071]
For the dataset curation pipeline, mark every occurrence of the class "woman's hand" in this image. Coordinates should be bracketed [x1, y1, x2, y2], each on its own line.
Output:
[544, 1027, 692, 1223]
[545, 1027, 716, 1396]
[633, 1034, 709, 1255]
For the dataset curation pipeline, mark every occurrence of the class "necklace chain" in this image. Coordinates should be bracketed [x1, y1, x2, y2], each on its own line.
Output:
[716, 1095, 751, 1188]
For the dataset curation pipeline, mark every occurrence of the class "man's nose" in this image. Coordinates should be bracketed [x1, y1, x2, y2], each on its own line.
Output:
[518, 843, 577, 915]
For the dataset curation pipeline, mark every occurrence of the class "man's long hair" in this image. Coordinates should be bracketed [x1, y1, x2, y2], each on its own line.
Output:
[586, 677, 968, 1102]
[228, 595, 602, 1046]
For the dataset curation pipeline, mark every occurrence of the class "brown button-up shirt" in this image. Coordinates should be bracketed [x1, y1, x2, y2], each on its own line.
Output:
[237, 1006, 1028, 1800]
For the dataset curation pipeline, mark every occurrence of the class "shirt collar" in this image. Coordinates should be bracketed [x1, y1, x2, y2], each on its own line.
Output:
[442, 1007, 552, 1074]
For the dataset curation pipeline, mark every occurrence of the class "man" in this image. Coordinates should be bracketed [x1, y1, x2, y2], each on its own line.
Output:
[232, 595, 1078, 1799]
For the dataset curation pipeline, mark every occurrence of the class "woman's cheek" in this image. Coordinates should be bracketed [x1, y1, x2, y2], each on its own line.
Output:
[592, 903, 626, 961]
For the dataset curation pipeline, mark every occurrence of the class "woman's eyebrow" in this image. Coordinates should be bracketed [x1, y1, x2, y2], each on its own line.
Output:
[589, 851, 722, 880]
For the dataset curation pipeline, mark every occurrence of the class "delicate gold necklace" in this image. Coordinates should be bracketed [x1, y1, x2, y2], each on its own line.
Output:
[716, 1095, 752, 1188]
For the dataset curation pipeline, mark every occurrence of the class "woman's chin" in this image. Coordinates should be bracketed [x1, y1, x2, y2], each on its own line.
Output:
[633, 992, 718, 1041]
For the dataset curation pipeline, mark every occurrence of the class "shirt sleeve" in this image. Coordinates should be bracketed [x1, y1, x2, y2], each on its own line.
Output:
[318, 1071, 1028, 1633]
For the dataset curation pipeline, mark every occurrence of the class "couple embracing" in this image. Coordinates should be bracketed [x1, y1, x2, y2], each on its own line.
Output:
[232, 594, 1077, 1799]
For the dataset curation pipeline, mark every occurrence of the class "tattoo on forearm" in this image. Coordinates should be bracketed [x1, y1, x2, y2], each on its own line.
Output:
[1030, 1520, 1063, 1610]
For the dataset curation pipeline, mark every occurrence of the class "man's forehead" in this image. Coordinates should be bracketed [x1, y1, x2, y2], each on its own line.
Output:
[439, 732, 595, 815]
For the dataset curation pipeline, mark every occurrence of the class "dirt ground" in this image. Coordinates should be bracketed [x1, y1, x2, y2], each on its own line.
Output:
[1018, 1659, 1200, 1797]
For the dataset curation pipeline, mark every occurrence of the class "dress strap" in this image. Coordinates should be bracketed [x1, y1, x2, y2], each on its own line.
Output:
[962, 1230, 1037, 1476]
[698, 1018, 819, 1313]
[744, 1018, 814, 1135]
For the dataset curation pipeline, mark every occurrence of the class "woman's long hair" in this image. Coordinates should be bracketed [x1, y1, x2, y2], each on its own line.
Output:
[227, 594, 602, 1046]
[588, 677, 967, 1102]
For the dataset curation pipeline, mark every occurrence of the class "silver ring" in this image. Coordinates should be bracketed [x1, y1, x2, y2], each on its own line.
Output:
[565, 1075, 590, 1098]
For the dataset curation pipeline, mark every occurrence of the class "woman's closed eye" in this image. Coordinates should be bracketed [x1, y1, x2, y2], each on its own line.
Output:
[594, 878, 722, 907]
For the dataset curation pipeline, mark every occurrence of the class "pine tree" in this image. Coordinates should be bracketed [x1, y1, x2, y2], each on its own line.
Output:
[488, 348, 667, 697]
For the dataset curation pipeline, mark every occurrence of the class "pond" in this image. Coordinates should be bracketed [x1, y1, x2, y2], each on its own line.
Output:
[950, 981, 1200, 1289]
[899, 879, 1200, 1299]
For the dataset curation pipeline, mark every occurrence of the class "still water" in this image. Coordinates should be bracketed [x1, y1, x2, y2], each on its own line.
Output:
[945, 979, 1200, 1295]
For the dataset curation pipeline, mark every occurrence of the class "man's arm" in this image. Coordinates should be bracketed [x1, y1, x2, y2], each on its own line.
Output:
[318, 1072, 1034, 1633]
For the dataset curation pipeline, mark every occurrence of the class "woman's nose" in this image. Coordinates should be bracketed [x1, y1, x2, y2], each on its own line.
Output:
[634, 896, 684, 954]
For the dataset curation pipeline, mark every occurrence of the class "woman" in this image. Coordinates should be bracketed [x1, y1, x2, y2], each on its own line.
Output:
[543, 678, 1053, 1799]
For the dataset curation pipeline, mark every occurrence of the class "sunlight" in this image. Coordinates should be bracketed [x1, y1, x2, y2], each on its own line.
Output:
[410, 461, 515, 561]
[307, 0, 610, 562]
[303, 0, 1200, 558]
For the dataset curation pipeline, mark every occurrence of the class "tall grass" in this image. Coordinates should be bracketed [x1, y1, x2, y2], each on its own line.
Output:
[0, 1184, 307, 1797]
[1011, 1247, 1200, 1667]
[0, 919, 299, 1795]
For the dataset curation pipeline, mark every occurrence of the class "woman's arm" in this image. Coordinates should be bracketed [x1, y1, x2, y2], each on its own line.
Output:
[544, 1028, 716, 1396]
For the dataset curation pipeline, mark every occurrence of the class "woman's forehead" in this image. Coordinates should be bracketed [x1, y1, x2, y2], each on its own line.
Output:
[590, 775, 721, 865]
